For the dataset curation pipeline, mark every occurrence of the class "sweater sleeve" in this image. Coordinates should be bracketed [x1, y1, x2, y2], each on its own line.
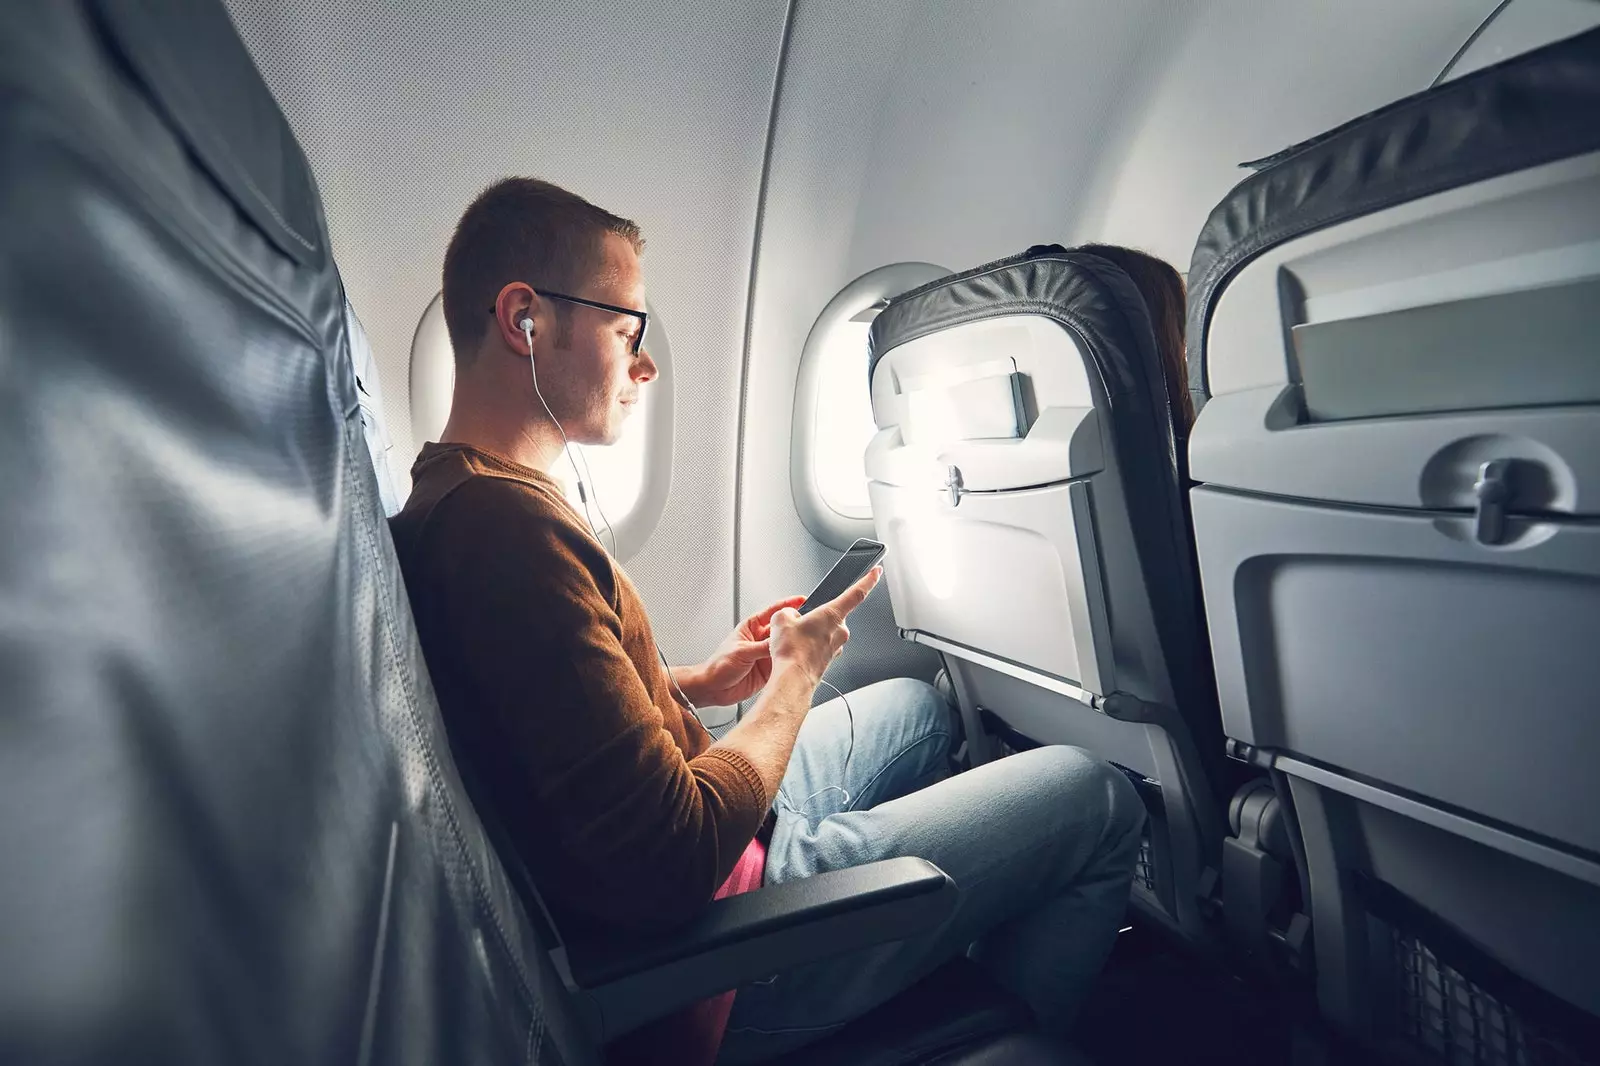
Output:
[424, 478, 766, 931]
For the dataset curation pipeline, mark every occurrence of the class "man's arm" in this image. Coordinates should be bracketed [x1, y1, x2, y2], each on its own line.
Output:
[668, 663, 710, 706]
[659, 659, 825, 804]
[702, 663, 815, 807]
[704, 570, 882, 805]
[666, 596, 808, 709]
[423, 480, 769, 930]
[659, 658, 821, 810]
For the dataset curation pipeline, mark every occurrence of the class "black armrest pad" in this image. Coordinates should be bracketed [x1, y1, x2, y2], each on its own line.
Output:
[562, 857, 956, 1038]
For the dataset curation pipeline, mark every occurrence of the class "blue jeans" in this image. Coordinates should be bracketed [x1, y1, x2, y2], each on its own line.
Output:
[716, 678, 1146, 1064]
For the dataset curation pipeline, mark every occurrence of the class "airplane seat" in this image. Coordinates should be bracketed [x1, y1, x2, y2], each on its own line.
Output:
[0, 2, 1089, 1063]
[0, 0, 586, 1061]
[1185, 25, 1600, 1063]
[863, 245, 1242, 946]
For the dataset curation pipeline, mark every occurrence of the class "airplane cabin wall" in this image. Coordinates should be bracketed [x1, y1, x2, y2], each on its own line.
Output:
[1077, 0, 1515, 266]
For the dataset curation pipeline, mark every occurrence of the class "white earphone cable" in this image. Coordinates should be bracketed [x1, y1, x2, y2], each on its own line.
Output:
[521, 319, 694, 718]
[816, 677, 855, 807]
[571, 442, 618, 558]
[522, 320, 609, 550]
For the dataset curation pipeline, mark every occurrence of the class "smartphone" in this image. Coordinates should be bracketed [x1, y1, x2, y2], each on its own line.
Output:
[799, 538, 886, 615]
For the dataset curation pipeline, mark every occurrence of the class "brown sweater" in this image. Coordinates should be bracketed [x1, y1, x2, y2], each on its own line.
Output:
[388, 442, 767, 933]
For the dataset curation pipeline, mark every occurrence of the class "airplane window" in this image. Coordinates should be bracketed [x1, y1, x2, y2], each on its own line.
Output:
[793, 263, 950, 550]
[562, 379, 648, 532]
[811, 314, 877, 519]
[409, 292, 672, 558]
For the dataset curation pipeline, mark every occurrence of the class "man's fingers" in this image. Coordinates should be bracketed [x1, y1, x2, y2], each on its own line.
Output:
[754, 596, 807, 626]
[824, 566, 882, 618]
[756, 596, 807, 635]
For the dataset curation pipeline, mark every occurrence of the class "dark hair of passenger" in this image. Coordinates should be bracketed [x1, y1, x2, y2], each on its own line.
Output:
[441, 177, 644, 366]
[1077, 243, 1193, 432]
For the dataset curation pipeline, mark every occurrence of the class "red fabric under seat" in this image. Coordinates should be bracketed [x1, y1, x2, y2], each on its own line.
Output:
[606, 835, 769, 1066]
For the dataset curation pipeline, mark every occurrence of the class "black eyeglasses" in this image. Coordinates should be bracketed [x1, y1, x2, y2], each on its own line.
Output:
[491, 290, 648, 355]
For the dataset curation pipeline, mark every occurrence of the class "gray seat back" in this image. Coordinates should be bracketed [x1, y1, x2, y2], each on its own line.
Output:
[864, 247, 1228, 941]
[1186, 24, 1600, 1060]
[0, 2, 592, 1062]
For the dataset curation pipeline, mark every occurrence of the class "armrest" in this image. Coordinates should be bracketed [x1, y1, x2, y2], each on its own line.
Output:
[557, 856, 957, 1040]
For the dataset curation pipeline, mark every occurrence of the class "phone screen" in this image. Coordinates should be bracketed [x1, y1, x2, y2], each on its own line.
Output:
[799, 538, 886, 614]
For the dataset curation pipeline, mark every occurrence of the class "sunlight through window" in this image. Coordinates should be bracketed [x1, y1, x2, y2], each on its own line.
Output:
[811, 318, 877, 519]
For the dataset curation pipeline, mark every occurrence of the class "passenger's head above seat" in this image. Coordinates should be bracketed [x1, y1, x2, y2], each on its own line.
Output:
[437, 177, 658, 459]
[441, 176, 645, 369]
[1076, 244, 1191, 432]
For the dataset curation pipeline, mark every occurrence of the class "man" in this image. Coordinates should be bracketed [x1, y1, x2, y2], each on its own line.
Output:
[389, 177, 1145, 1064]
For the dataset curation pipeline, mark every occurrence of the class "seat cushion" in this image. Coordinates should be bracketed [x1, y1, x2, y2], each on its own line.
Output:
[767, 958, 1033, 1066]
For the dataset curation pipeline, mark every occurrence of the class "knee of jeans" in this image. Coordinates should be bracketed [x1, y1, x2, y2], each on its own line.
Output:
[866, 676, 958, 743]
[1036, 745, 1147, 851]
[1101, 757, 1148, 849]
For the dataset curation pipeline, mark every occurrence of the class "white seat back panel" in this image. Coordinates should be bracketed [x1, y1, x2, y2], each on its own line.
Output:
[868, 473, 1112, 695]
[867, 315, 1103, 494]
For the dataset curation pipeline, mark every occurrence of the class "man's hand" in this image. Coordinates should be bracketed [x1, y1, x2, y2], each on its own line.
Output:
[704, 568, 882, 806]
[676, 595, 807, 707]
[769, 567, 882, 689]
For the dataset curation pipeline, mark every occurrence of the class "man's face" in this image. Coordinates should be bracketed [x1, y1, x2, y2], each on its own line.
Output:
[542, 232, 657, 447]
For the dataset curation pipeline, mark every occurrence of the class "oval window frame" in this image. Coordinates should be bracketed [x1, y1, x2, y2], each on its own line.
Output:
[791, 262, 950, 549]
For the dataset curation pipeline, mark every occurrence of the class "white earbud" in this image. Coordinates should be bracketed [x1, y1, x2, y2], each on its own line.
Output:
[520, 317, 537, 384]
